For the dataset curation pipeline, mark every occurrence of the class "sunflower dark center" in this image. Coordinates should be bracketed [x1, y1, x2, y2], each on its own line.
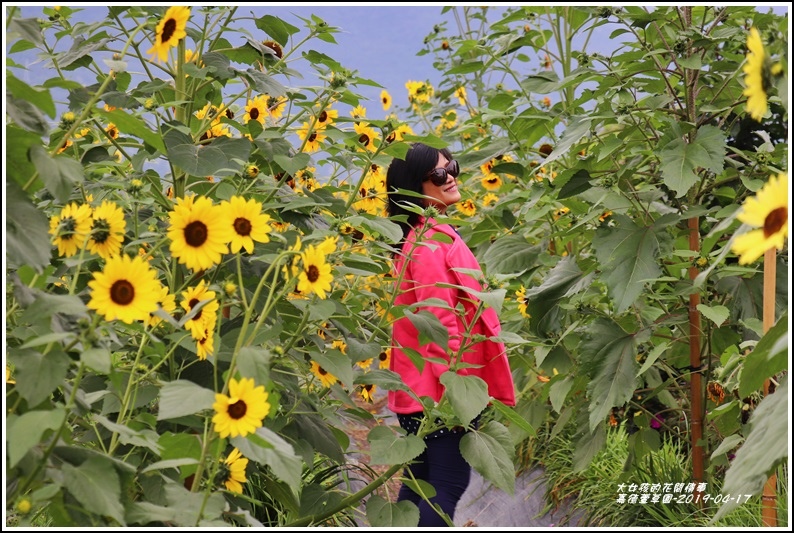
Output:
[92, 218, 111, 244]
[59, 217, 77, 240]
[318, 366, 327, 375]
[184, 221, 208, 247]
[234, 217, 252, 236]
[307, 265, 320, 283]
[110, 280, 135, 306]
[358, 134, 370, 145]
[764, 207, 787, 237]
[386, 132, 396, 143]
[228, 399, 247, 420]
[309, 133, 317, 142]
[188, 298, 202, 320]
[250, 108, 260, 120]
[161, 18, 177, 44]
[487, 177, 498, 184]
[379, 351, 387, 362]
[359, 187, 367, 198]
[319, 111, 328, 122]
[225, 109, 234, 119]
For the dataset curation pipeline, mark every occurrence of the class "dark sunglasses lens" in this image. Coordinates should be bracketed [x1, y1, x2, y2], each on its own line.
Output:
[447, 160, 459, 177]
[430, 169, 448, 186]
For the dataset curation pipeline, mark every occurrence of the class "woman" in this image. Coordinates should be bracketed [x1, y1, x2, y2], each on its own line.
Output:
[385, 142, 516, 526]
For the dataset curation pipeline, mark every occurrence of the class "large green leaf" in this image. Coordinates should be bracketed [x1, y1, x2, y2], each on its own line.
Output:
[404, 309, 449, 351]
[237, 346, 273, 387]
[298, 483, 344, 519]
[659, 125, 726, 198]
[489, 399, 536, 437]
[157, 380, 215, 420]
[542, 116, 591, 166]
[6, 72, 55, 117]
[367, 425, 425, 465]
[591, 214, 667, 313]
[97, 109, 166, 153]
[439, 372, 489, 427]
[524, 256, 584, 335]
[6, 407, 66, 468]
[459, 421, 515, 495]
[62, 456, 126, 525]
[5, 180, 51, 273]
[254, 14, 300, 46]
[580, 319, 638, 432]
[739, 313, 788, 398]
[8, 347, 70, 407]
[712, 377, 788, 522]
[164, 482, 227, 526]
[366, 496, 419, 527]
[311, 349, 354, 389]
[349, 214, 403, 244]
[30, 144, 85, 203]
[572, 424, 607, 472]
[481, 234, 543, 275]
[234, 426, 302, 494]
[164, 129, 251, 177]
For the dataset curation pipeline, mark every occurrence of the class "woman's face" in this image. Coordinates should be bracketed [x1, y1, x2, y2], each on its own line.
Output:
[421, 152, 461, 212]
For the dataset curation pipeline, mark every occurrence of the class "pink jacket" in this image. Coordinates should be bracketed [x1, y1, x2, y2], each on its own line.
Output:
[388, 217, 517, 414]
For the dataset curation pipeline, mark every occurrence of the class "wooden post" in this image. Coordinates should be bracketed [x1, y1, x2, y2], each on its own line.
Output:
[687, 216, 705, 505]
[760, 247, 777, 526]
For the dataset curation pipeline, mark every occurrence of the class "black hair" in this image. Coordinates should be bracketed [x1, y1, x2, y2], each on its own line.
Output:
[385, 142, 454, 242]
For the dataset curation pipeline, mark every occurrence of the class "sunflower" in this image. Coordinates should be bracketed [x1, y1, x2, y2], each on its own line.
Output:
[317, 235, 338, 256]
[351, 105, 367, 119]
[378, 348, 391, 370]
[222, 448, 249, 494]
[266, 95, 288, 120]
[315, 106, 338, 128]
[731, 172, 788, 264]
[359, 383, 376, 403]
[296, 122, 326, 153]
[354, 173, 387, 216]
[455, 87, 467, 106]
[146, 285, 177, 328]
[515, 287, 531, 318]
[482, 193, 499, 207]
[212, 377, 270, 439]
[87, 254, 162, 324]
[6, 366, 16, 385]
[167, 195, 233, 272]
[49, 202, 92, 257]
[742, 27, 782, 122]
[481, 173, 502, 191]
[385, 123, 414, 144]
[219, 196, 272, 254]
[353, 122, 379, 152]
[457, 199, 477, 217]
[86, 200, 126, 259]
[297, 245, 333, 299]
[196, 325, 215, 361]
[380, 90, 392, 111]
[357, 358, 373, 370]
[310, 361, 338, 388]
[146, 6, 190, 63]
[181, 279, 220, 339]
[331, 339, 347, 353]
[244, 95, 268, 125]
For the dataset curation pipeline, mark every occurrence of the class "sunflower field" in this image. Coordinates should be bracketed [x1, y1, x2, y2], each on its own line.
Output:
[4, 5, 789, 527]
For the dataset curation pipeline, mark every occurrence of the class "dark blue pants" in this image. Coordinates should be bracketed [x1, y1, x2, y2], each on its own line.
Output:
[397, 414, 472, 527]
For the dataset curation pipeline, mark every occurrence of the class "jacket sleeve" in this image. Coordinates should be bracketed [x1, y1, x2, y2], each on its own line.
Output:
[404, 238, 462, 375]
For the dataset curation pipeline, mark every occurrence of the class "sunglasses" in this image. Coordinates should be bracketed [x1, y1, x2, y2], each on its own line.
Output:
[424, 160, 460, 186]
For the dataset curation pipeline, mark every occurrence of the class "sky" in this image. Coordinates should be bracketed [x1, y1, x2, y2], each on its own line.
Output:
[5, 3, 472, 121]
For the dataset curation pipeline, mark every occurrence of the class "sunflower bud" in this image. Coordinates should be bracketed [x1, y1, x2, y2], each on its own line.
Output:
[144, 98, 157, 111]
[244, 163, 260, 179]
[224, 282, 237, 297]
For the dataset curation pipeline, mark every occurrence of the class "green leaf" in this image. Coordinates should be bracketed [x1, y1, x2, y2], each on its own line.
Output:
[6, 407, 66, 468]
[237, 346, 272, 387]
[659, 125, 725, 198]
[30, 145, 85, 203]
[234, 426, 302, 494]
[353, 369, 410, 391]
[490, 399, 536, 437]
[298, 483, 344, 518]
[126, 501, 178, 526]
[481, 234, 542, 275]
[696, 304, 730, 327]
[9, 348, 71, 407]
[6, 125, 42, 190]
[22, 291, 88, 320]
[164, 129, 251, 177]
[460, 421, 515, 495]
[80, 347, 111, 374]
[349, 215, 403, 243]
[404, 310, 449, 351]
[6, 72, 55, 117]
[7, 17, 44, 45]
[242, 69, 288, 97]
[580, 319, 638, 432]
[445, 59, 485, 75]
[6, 93, 48, 134]
[591, 214, 667, 313]
[557, 169, 593, 199]
[5, 180, 51, 273]
[254, 14, 300, 47]
[62, 456, 126, 525]
[739, 313, 788, 398]
[97, 109, 166, 153]
[366, 496, 419, 527]
[542, 116, 591, 166]
[572, 424, 606, 472]
[713, 377, 788, 522]
[164, 483, 227, 526]
[311, 349, 354, 389]
[520, 71, 560, 94]
[524, 256, 584, 335]
[157, 380, 215, 420]
[439, 372, 489, 427]
[549, 376, 573, 414]
[367, 425, 425, 465]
